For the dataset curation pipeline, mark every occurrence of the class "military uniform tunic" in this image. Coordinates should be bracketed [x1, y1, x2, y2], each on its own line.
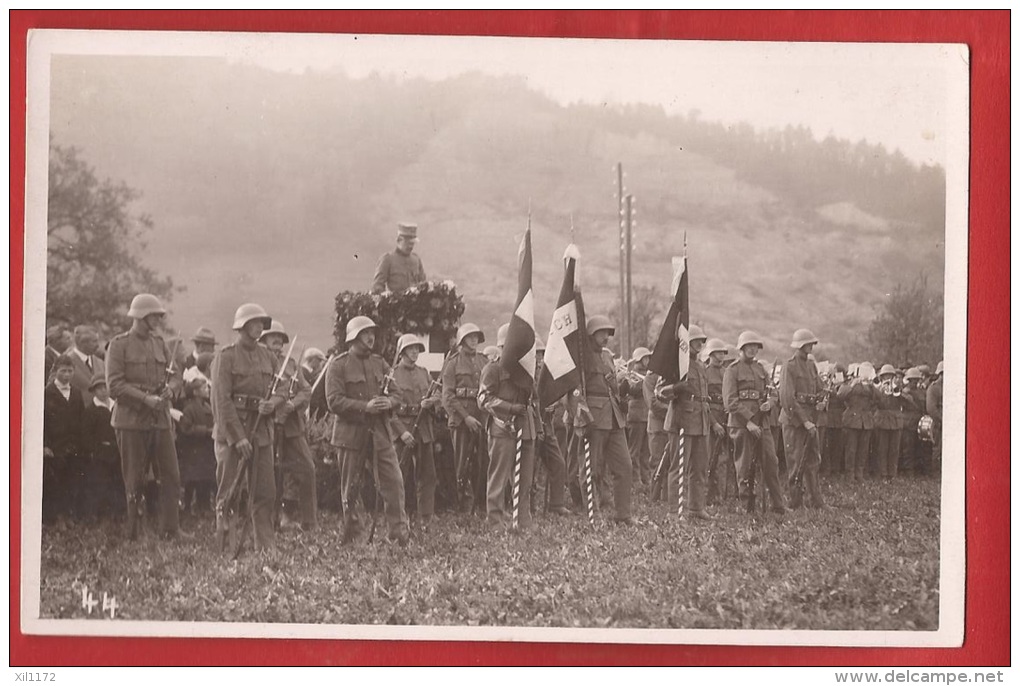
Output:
[274, 363, 317, 529]
[371, 250, 427, 294]
[660, 354, 711, 514]
[325, 350, 408, 535]
[479, 361, 537, 526]
[441, 347, 489, 511]
[779, 352, 825, 508]
[210, 340, 282, 550]
[620, 375, 650, 487]
[569, 347, 633, 519]
[390, 363, 438, 519]
[704, 361, 736, 503]
[837, 380, 880, 480]
[106, 324, 182, 536]
[723, 357, 786, 512]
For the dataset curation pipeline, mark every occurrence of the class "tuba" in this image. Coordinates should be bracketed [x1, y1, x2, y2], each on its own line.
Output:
[917, 415, 935, 442]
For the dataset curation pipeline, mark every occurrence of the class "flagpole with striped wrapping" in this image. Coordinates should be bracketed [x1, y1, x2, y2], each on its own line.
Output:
[511, 419, 523, 531]
[676, 429, 686, 517]
[583, 436, 595, 525]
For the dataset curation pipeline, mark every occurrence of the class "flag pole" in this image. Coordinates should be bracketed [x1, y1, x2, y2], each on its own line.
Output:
[510, 206, 531, 532]
[677, 233, 688, 518]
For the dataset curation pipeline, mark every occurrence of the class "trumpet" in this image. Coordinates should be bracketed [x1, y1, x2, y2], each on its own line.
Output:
[613, 359, 647, 386]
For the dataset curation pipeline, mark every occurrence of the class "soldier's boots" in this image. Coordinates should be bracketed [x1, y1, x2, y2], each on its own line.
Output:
[387, 523, 410, 548]
[341, 512, 362, 545]
[125, 494, 144, 541]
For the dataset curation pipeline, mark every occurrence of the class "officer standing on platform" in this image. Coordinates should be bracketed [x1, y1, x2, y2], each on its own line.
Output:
[371, 222, 428, 294]
[210, 303, 283, 552]
[106, 293, 182, 540]
[723, 331, 787, 515]
[326, 316, 410, 545]
[780, 329, 827, 509]
[441, 323, 490, 513]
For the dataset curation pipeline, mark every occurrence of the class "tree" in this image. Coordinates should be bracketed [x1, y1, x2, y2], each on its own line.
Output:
[47, 142, 175, 336]
[864, 274, 944, 367]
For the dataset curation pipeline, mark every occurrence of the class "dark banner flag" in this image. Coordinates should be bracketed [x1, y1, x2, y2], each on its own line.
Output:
[648, 254, 690, 384]
[501, 226, 537, 386]
[538, 244, 587, 406]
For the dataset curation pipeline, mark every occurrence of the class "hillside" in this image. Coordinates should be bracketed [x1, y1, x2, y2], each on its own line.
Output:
[46, 56, 945, 362]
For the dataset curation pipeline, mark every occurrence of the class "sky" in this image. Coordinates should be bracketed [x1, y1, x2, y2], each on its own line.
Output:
[227, 32, 957, 168]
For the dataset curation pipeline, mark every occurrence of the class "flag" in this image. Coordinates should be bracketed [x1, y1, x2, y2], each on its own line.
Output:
[501, 226, 537, 386]
[648, 254, 690, 384]
[538, 243, 587, 406]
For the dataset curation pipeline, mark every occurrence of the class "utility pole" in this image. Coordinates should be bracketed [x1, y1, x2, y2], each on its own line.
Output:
[625, 194, 634, 357]
[616, 163, 627, 356]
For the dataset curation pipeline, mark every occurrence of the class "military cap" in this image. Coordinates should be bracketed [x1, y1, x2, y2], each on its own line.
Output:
[397, 222, 418, 238]
[191, 326, 217, 345]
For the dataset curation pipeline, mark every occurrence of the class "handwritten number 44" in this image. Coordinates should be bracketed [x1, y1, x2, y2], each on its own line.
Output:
[80, 586, 119, 618]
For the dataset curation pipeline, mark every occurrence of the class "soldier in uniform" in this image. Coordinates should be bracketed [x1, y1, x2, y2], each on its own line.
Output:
[260, 320, 317, 531]
[478, 328, 539, 528]
[837, 363, 881, 481]
[818, 364, 847, 477]
[723, 331, 787, 514]
[210, 303, 283, 552]
[389, 333, 441, 525]
[105, 294, 182, 539]
[533, 340, 570, 515]
[926, 361, 944, 469]
[900, 367, 927, 475]
[645, 368, 670, 501]
[703, 338, 736, 505]
[371, 222, 428, 294]
[326, 316, 410, 545]
[569, 315, 634, 524]
[657, 325, 713, 519]
[620, 347, 652, 489]
[441, 323, 489, 513]
[779, 329, 827, 509]
[874, 364, 917, 479]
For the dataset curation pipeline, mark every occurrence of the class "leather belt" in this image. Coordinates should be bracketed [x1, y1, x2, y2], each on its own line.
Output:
[454, 388, 478, 399]
[738, 390, 762, 400]
[796, 392, 821, 403]
[232, 394, 262, 412]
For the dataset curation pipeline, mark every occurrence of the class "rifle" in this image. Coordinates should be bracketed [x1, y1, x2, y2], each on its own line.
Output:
[273, 356, 302, 530]
[304, 353, 335, 422]
[222, 336, 298, 558]
[150, 338, 182, 421]
[747, 358, 779, 514]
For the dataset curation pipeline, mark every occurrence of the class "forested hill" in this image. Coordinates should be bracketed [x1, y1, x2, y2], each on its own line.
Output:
[48, 56, 945, 360]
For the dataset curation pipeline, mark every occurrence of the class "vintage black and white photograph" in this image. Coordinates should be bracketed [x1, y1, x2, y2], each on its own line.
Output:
[21, 29, 968, 645]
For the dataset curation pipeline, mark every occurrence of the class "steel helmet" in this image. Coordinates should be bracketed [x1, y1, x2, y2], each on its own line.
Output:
[878, 363, 896, 377]
[790, 328, 819, 349]
[631, 346, 652, 363]
[259, 319, 289, 344]
[456, 323, 485, 346]
[536, 338, 547, 353]
[302, 347, 326, 364]
[688, 324, 707, 342]
[191, 326, 217, 345]
[857, 362, 877, 381]
[918, 364, 932, 376]
[396, 333, 427, 359]
[482, 345, 500, 359]
[345, 315, 378, 344]
[232, 303, 272, 331]
[127, 293, 167, 319]
[736, 330, 765, 350]
[904, 367, 922, 381]
[935, 361, 944, 375]
[496, 323, 510, 347]
[703, 338, 728, 356]
[586, 315, 615, 337]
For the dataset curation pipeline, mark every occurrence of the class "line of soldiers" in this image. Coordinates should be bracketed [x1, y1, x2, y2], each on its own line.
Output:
[74, 288, 944, 552]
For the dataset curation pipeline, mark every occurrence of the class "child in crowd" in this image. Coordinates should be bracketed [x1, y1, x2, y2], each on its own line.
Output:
[42, 354, 84, 523]
[81, 373, 125, 519]
[176, 377, 216, 515]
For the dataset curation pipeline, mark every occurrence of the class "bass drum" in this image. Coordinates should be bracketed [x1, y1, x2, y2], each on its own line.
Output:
[917, 415, 935, 443]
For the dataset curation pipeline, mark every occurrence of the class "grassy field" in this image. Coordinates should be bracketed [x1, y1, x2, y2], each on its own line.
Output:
[37, 475, 940, 631]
